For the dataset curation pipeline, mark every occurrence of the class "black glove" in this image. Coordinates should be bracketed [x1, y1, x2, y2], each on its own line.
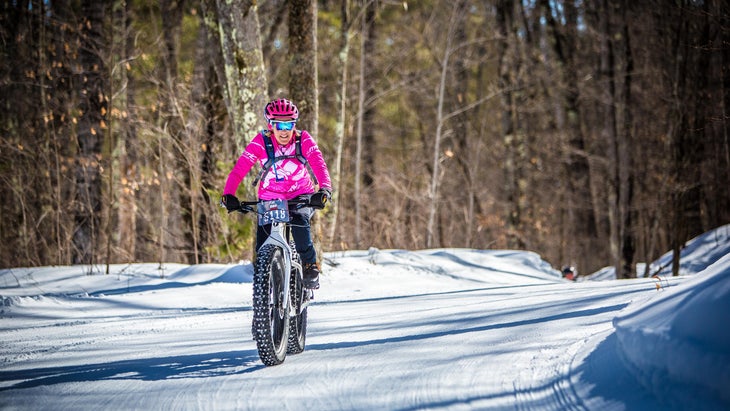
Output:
[322, 188, 332, 200]
[220, 194, 241, 213]
[310, 188, 331, 209]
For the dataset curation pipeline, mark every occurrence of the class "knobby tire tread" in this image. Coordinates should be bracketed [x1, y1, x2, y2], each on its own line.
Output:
[253, 245, 289, 366]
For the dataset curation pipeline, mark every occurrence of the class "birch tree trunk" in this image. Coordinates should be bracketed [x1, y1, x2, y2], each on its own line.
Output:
[328, 0, 351, 248]
[206, 0, 268, 154]
[426, 2, 460, 249]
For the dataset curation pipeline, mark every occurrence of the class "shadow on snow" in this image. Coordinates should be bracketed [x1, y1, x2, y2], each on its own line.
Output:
[0, 350, 264, 391]
[307, 302, 630, 352]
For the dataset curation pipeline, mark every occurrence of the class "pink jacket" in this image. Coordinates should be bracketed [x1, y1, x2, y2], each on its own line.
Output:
[223, 130, 332, 201]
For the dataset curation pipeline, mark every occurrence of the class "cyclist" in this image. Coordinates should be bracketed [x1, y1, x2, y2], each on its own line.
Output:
[221, 98, 332, 289]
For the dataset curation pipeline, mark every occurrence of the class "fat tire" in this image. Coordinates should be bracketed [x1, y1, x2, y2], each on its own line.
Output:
[287, 244, 307, 354]
[252, 244, 289, 366]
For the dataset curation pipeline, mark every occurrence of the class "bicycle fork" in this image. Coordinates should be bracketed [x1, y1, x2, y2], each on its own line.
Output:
[260, 220, 314, 317]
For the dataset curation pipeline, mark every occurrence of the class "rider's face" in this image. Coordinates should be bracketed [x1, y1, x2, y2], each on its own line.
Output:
[273, 127, 294, 145]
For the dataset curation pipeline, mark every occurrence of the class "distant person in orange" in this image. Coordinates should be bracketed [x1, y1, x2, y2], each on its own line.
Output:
[561, 265, 577, 281]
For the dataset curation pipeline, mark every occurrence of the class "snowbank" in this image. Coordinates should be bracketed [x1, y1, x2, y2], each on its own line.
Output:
[651, 224, 730, 276]
[613, 253, 730, 408]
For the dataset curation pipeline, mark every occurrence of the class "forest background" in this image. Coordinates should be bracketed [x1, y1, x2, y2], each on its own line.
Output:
[1, 0, 728, 279]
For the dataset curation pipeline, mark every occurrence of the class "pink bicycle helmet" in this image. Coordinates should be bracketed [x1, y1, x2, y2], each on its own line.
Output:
[264, 98, 299, 121]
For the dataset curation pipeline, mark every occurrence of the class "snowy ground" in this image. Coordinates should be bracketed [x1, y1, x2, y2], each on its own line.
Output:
[1, 227, 729, 410]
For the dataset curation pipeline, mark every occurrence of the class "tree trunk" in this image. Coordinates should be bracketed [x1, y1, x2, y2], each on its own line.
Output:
[669, 0, 709, 276]
[617, 0, 635, 279]
[289, 0, 318, 137]
[328, 0, 351, 248]
[427, 2, 462, 249]
[73, 0, 107, 265]
[598, 0, 621, 276]
[450, 0, 472, 247]
[540, 0, 597, 272]
[118, 0, 138, 262]
[361, 0, 377, 188]
[190, 13, 221, 264]
[496, 0, 526, 249]
[209, 0, 268, 154]
[354, 2, 368, 248]
[288, 0, 323, 262]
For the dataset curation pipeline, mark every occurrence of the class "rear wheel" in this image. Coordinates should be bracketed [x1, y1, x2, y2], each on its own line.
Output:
[252, 245, 289, 366]
[287, 246, 307, 354]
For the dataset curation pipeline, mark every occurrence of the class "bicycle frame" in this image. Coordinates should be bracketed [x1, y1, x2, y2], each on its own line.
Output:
[240, 197, 314, 314]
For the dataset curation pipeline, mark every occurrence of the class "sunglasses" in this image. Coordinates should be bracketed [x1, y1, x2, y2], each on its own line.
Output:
[270, 120, 296, 131]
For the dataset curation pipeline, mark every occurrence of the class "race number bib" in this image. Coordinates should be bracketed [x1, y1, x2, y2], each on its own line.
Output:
[258, 199, 290, 226]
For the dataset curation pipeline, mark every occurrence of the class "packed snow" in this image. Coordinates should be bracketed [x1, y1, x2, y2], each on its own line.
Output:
[1, 226, 729, 410]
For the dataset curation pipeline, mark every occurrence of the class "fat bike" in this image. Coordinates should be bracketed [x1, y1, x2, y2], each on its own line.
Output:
[235, 196, 321, 366]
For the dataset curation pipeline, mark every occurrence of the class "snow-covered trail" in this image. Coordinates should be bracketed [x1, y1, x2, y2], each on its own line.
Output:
[0, 250, 677, 410]
[300, 279, 655, 410]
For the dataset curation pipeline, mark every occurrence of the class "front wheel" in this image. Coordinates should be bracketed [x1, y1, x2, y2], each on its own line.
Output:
[252, 244, 290, 366]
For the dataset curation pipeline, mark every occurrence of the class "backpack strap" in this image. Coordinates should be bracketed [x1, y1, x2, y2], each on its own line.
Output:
[295, 131, 320, 187]
[252, 130, 319, 187]
[252, 130, 274, 186]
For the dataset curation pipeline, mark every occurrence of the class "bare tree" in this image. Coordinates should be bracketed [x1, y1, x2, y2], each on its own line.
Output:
[360, 0, 377, 190]
[288, 0, 325, 262]
[73, 0, 107, 265]
[426, 2, 463, 248]
[616, 0, 636, 279]
[354, 0, 377, 248]
[327, 0, 352, 247]
[665, 0, 710, 276]
[540, 0, 598, 271]
[117, 0, 139, 262]
[496, 0, 527, 249]
[289, 0, 318, 135]
[448, 0, 476, 247]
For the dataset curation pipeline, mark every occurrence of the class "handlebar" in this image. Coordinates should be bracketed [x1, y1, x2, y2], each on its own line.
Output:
[233, 194, 327, 215]
[236, 201, 257, 214]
